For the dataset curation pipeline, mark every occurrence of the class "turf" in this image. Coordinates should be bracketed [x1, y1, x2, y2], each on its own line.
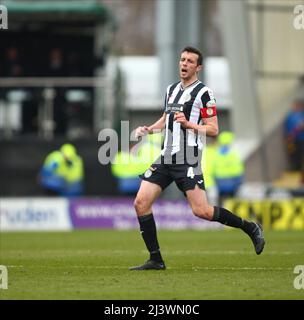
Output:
[0, 229, 304, 300]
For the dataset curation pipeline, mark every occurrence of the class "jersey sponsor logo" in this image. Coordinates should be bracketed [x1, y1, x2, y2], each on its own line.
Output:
[166, 103, 184, 114]
[197, 180, 203, 184]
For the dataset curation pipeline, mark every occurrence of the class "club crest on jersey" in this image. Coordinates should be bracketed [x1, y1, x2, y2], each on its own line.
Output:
[182, 93, 192, 103]
[144, 169, 153, 178]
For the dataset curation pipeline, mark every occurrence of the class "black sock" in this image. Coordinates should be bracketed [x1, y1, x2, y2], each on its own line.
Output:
[138, 213, 163, 262]
[212, 206, 255, 234]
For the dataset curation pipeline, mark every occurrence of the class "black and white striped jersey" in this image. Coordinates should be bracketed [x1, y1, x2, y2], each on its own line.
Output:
[161, 80, 216, 165]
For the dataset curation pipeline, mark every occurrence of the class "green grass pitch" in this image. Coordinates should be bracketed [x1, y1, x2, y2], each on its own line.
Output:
[1, 229, 304, 300]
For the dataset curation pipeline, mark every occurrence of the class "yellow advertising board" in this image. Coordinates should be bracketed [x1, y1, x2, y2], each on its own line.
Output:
[224, 198, 304, 230]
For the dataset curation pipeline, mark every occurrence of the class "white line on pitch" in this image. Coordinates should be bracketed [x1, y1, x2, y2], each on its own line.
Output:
[6, 265, 293, 271]
[3, 250, 302, 255]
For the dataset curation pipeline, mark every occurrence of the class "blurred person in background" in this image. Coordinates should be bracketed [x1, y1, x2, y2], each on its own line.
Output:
[4, 47, 24, 77]
[213, 131, 244, 205]
[111, 149, 142, 196]
[2, 46, 24, 99]
[39, 143, 84, 196]
[47, 48, 65, 77]
[2, 46, 40, 134]
[284, 99, 304, 184]
[201, 138, 218, 206]
[130, 46, 265, 271]
[111, 134, 162, 195]
[135, 133, 163, 175]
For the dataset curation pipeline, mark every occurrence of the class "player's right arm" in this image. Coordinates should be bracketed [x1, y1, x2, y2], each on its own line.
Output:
[135, 113, 166, 139]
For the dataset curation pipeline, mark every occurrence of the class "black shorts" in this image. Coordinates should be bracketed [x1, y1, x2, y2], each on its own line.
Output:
[139, 162, 205, 194]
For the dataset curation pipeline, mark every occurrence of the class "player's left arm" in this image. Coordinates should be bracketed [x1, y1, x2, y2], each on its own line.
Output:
[174, 112, 218, 137]
[174, 86, 219, 137]
[200, 115, 219, 137]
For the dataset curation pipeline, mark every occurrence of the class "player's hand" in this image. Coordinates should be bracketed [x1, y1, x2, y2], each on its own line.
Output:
[174, 112, 189, 128]
[135, 126, 150, 139]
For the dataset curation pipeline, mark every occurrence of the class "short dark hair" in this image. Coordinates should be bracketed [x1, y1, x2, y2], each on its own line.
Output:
[181, 46, 203, 66]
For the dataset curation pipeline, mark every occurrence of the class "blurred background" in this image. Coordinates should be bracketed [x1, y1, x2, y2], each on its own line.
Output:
[0, 0, 303, 231]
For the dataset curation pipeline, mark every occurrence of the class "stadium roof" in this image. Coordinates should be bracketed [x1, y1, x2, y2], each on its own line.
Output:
[2, 1, 114, 24]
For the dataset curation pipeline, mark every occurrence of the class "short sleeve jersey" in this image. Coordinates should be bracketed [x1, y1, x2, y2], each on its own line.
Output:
[161, 80, 217, 164]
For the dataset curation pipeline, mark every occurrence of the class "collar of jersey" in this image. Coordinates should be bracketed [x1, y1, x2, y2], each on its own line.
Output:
[180, 79, 200, 91]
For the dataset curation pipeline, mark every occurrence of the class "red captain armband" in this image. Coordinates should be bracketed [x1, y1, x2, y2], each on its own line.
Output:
[200, 106, 217, 118]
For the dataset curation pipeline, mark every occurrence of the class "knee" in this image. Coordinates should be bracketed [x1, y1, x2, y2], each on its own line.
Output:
[192, 206, 213, 221]
[134, 197, 150, 215]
